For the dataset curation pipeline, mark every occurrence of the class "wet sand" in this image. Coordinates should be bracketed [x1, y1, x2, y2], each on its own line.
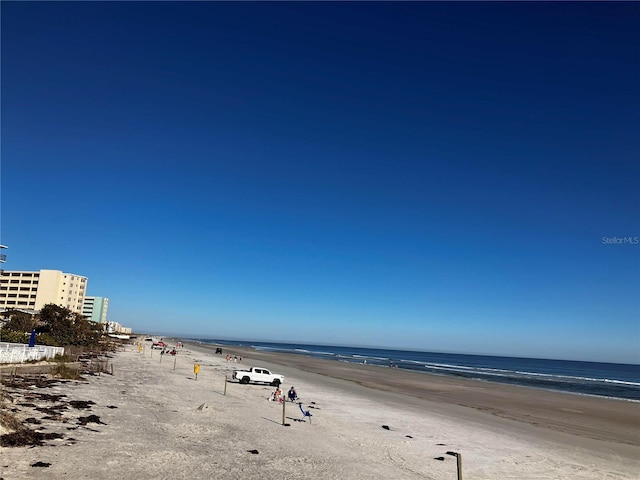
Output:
[199, 342, 640, 451]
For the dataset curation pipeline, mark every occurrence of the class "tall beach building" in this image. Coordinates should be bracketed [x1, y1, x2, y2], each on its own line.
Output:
[0, 269, 88, 313]
[82, 296, 109, 324]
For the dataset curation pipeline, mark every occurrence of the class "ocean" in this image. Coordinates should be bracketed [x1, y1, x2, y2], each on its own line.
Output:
[193, 339, 640, 401]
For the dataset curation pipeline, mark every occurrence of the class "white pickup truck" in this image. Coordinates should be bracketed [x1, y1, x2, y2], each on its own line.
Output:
[232, 367, 284, 386]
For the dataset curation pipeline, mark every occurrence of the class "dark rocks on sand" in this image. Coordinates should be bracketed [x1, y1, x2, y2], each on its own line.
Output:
[31, 462, 51, 468]
[247, 449, 259, 454]
[77, 415, 105, 426]
[381, 425, 390, 430]
[69, 400, 95, 409]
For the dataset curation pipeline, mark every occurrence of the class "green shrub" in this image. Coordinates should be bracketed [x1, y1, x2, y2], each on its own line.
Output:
[0, 330, 30, 343]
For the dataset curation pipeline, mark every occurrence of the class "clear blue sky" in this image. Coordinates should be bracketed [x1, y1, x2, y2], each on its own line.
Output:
[2, 2, 638, 363]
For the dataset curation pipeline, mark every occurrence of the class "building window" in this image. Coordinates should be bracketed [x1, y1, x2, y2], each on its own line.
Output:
[9, 287, 18, 291]
[10, 280, 19, 284]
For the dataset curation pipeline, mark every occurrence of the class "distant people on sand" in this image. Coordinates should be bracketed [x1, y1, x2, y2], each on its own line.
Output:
[288, 386, 298, 402]
[269, 387, 283, 403]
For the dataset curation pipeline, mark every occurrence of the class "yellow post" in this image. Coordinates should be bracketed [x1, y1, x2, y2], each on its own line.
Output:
[194, 364, 200, 380]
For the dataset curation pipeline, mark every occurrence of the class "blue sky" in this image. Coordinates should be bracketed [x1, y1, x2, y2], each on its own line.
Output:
[2, 2, 638, 363]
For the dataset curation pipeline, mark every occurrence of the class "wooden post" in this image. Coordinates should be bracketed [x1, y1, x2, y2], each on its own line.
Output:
[224, 376, 227, 395]
[446, 452, 463, 480]
[160, 352, 163, 363]
[173, 355, 177, 370]
[282, 397, 286, 425]
[110, 363, 114, 375]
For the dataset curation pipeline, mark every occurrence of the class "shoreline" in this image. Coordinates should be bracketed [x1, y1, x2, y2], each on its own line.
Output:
[183, 339, 640, 450]
[195, 342, 640, 403]
[181, 339, 640, 401]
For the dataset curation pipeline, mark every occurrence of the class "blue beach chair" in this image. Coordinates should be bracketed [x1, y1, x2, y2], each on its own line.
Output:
[298, 402, 312, 423]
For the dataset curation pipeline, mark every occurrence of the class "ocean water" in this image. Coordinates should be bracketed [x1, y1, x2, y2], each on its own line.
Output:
[193, 339, 640, 401]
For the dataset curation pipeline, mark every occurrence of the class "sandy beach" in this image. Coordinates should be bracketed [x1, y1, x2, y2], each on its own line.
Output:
[1, 340, 638, 479]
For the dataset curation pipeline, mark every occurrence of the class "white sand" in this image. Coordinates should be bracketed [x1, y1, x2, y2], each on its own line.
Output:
[1, 343, 638, 479]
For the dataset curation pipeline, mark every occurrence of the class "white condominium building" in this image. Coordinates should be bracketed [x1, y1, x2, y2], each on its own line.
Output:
[0, 269, 88, 313]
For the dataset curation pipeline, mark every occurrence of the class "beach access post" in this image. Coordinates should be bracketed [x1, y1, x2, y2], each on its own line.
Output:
[194, 364, 200, 380]
[224, 376, 227, 395]
[173, 355, 177, 370]
[446, 451, 463, 480]
[282, 398, 286, 425]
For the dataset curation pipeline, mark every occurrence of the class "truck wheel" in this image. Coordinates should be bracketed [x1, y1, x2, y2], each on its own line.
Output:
[241, 377, 250, 384]
[270, 379, 280, 387]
